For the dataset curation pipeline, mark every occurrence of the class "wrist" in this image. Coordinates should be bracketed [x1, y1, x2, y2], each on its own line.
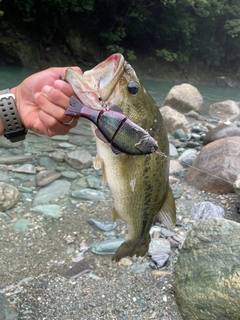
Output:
[0, 88, 27, 142]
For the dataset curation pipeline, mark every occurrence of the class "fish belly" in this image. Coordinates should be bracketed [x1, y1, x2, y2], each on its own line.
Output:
[95, 136, 169, 261]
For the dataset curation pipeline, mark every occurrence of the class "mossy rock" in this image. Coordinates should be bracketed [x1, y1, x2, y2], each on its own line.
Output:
[174, 218, 240, 320]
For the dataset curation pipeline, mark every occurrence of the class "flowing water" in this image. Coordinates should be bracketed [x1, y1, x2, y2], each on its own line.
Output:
[1, 66, 240, 114]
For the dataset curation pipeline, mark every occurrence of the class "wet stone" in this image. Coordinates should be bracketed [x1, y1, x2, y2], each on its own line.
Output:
[13, 218, 31, 231]
[64, 150, 93, 170]
[90, 238, 125, 255]
[59, 257, 95, 280]
[49, 151, 65, 162]
[61, 170, 79, 179]
[12, 164, 37, 174]
[132, 263, 149, 274]
[72, 188, 105, 201]
[0, 293, 18, 320]
[0, 154, 34, 164]
[58, 142, 75, 148]
[148, 238, 171, 256]
[86, 175, 102, 189]
[151, 253, 170, 268]
[33, 180, 71, 205]
[0, 182, 21, 211]
[36, 170, 62, 187]
[191, 201, 225, 220]
[38, 156, 57, 170]
[50, 135, 69, 141]
[88, 218, 117, 231]
[31, 204, 62, 218]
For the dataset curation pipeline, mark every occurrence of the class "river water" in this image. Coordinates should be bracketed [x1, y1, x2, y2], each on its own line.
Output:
[1, 66, 240, 115]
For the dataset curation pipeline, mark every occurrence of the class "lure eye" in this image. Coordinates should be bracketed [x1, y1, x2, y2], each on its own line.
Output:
[128, 81, 139, 95]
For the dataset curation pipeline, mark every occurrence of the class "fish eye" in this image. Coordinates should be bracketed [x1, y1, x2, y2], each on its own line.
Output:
[128, 81, 139, 95]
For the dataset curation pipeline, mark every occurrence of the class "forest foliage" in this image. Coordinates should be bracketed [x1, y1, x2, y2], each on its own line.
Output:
[1, 0, 240, 71]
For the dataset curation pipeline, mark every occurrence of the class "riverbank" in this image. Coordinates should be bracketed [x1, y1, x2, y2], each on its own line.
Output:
[0, 110, 239, 319]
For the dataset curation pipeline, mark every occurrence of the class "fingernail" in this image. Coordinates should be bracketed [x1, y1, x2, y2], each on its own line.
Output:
[41, 85, 52, 93]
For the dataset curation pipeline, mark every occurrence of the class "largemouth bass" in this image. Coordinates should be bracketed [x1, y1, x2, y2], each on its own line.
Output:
[65, 53, 176, 262]
[65, 96, 159, 155]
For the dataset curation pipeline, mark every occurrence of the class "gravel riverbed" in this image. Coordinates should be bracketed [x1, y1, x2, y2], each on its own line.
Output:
[0, 119, 239, 320]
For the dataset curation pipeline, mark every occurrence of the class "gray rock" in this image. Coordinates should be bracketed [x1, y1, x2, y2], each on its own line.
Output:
[12, 164, 36, 174]
[31, 204, 62, 218]
[203, 123, 240, 145]
[162, 83, 203, 113]
[59, 257, 95, 280]
[90, 238, 125, 255]
[72, 188, 105, 201]
[64, 150, 93, 169]
[208, 100, 240, 120]
[88, 218, 117, 231]
[0, 182, 20, 211]
[169, 143, 178, 158]
[191, 201, 225, 220]
[173, 128, 188, 140]
[178, 149, 197, 168]
[33, 180, 71, 205]
[13, 218, 31, 231]
[186, 136, 240, 194]
[36, 170, 62, 187]
[175, 218, 240, 320]
[0, 154, 34, 164]
[60, 170, 78, 180]
[148, 238, 171, 256]
[160, 106, 191, 133]
[0, 293, 18, 320]
[38, 156, 57, 170]
[49, 151, 65, 162]
[151, 253, 169, 267]
[169, 160, 184, 174]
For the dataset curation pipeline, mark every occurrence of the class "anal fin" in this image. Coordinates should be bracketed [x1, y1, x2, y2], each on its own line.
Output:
[158, 186, 176, 230]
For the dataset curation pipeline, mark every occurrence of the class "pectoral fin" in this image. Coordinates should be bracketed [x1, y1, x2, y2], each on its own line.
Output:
[93, 153, 107, 185]
[158, 186, 176, 230]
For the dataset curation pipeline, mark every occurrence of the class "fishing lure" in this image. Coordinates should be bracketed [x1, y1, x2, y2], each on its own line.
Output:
[65, 96, 158, 155]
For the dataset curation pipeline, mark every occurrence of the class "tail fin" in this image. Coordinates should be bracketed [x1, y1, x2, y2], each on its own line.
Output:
[65, 96, 85, 117]
[112, 236, 150, 262]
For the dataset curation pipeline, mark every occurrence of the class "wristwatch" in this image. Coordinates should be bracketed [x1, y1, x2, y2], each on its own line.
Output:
[0, 89, 27, 142]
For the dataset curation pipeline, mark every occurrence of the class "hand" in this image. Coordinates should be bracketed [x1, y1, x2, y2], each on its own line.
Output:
[10, 67, 82, 137]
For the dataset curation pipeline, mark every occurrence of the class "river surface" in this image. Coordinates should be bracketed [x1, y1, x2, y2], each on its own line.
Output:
[1, 66, 240, 115]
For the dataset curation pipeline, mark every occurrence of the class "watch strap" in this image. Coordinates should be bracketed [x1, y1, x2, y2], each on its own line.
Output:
[0, 89, 27, 142]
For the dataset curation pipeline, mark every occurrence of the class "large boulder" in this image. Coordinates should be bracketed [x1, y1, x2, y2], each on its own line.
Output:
[203, 123, 240, 145]
[174, 218, 240, 320]
[185, 136, 240, 193]
[160, 106, 191, 133]
[162, 83, 203, 113]
[208, 100, 240, 120]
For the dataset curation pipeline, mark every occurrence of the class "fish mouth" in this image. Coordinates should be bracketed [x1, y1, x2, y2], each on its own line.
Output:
[65, 53, 125, 110]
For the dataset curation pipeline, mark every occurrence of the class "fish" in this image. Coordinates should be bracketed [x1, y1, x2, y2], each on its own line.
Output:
[65, 53, 176, 262]
[65, 96, 159, 155]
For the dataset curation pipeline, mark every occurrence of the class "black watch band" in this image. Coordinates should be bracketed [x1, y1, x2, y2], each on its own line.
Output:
[0, 89, 27, 142]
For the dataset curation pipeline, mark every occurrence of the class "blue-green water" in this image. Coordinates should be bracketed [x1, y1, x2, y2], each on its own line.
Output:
[1, 66, 240, 114]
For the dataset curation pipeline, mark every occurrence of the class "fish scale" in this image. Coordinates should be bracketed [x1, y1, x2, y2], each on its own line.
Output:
[65, 53, 176, 262]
